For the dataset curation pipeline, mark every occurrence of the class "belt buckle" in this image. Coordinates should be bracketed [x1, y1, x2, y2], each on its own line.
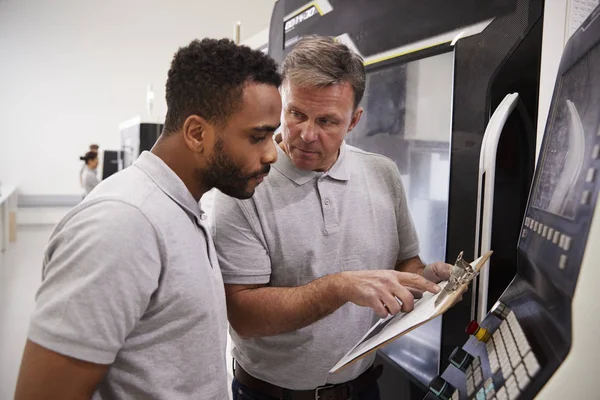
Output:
[314, 384, 335, 400]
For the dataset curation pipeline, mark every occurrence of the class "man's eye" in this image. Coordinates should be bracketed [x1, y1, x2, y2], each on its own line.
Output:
[290, 110, 301, 118]
[318, 118, 330, 125]
[251, 136, 266, 144]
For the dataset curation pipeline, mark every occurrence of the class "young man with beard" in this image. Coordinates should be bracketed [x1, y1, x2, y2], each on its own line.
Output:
[15, 38, 282, 400]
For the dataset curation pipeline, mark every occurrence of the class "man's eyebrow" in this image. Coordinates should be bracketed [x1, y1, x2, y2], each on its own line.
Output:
[251, 123, 281, 132]
[319, 113, 341, 121]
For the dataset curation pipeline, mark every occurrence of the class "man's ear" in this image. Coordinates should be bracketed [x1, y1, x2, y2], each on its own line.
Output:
[348, 106, 364, 132]
[182, 115, 215, 154]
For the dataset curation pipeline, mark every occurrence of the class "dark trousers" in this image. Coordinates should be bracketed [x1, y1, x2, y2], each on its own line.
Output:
[232, 377, 381, 400]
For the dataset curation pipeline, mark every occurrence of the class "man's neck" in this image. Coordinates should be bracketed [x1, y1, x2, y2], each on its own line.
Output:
[151, 136, 209, 202]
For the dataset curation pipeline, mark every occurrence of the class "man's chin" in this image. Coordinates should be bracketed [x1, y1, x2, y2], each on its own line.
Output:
[233, 190, 254, 200]
[290, 157, 317, 171]
[217, 185, 255, 200]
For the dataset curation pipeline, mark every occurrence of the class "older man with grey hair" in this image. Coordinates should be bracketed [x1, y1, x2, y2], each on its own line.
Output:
[211, 36, 452, 400]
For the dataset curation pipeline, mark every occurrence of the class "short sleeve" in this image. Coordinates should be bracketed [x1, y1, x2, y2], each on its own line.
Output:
[210, 190, 271, 285]
[27, 200, 162, 364]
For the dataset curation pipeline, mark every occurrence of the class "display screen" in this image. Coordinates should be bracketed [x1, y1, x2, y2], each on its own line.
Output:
[532, 43, 600, 219]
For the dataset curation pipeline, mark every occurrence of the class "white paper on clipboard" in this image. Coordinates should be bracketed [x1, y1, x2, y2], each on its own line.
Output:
[330, 252, 493, 374]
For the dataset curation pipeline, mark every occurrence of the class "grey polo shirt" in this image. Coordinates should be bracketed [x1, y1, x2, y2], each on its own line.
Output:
[211, 142, 419, 390]
[28, 151, 229, 399]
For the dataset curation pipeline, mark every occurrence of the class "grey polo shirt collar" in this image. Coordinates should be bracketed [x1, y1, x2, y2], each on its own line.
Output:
[274, 141, 350, 185]
[134, 151, 205, 224]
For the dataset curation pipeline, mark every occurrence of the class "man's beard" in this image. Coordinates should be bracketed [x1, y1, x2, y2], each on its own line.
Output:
[198, 137, 270, 199]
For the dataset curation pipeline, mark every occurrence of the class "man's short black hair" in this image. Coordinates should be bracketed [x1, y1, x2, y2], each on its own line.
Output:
[163, 38, 282, 134]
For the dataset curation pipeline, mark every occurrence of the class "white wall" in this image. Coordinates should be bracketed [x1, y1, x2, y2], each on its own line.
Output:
[0, 0, 276, 195]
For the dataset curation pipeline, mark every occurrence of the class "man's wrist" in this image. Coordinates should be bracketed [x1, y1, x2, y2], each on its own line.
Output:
[327, 272, 349, 304]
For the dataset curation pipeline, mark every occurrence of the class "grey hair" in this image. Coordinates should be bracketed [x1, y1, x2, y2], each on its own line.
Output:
[281, 35, 366, 109]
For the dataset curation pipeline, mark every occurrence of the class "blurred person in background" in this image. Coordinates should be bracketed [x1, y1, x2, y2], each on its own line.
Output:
[80, 144, 99, 187]
[80, 151, 100, 197]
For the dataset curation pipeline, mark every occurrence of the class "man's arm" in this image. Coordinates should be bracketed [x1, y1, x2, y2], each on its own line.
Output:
[17, 201, 161, 398]
[15, 340, 109, 400]
[225, 269, 441, 339]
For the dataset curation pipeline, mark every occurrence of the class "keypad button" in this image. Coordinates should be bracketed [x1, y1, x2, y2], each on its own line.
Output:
[467, 376, 476, 396]
[542, 225, 548, 237]
[562, 235, 572, 251]
[502, 363, 513, 378]
[496, 387, 508, 400]
[515, 336, 531, 357]
[490, 350, 500, 374]
[586, 168, 596, 183]
[466, 364, 474, 378]
[506, 375, 518, 391]
[581, 191, 591, 205]
[506, 376, 521, 400]
[592, 144, 600, 160]
[507, 385, 521, 400]
[524, 351, 541, 377]
[553, 230, 561, 244]
[486, 338, 495, 354]
[451, 390, 460, 400]
[476, 388, 486, 400]
[474, 368, 484, 387]
[515, 363, 531, 391]
[559, 254, 568, 270]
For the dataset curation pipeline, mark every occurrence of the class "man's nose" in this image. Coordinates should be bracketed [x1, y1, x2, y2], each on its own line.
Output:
[262, 138, 278, 165]
[300, 120, 318, 143]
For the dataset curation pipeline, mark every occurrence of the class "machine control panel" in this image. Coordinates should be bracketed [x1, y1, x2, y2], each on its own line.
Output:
[426, 307, 540, 400]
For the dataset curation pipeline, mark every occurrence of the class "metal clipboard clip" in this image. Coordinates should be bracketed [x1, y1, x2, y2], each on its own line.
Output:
[434, 251, 478, 307]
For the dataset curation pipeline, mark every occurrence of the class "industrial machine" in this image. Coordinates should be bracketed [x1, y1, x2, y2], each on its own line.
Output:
[425, 5, 600, 399]
[119, 117, 163, 169]
[101, 150, 122, 179]
[268, 1, 543, 397]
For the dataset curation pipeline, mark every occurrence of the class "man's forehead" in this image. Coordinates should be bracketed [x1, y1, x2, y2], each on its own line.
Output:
[283, 81, 354, 105]
[227, 83, 281, 128]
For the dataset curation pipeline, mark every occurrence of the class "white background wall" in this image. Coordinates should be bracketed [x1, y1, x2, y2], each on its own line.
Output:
[0, 0, 275, 195]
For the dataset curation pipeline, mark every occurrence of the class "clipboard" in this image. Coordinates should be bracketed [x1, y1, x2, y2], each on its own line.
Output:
[329, 250, 493, 374]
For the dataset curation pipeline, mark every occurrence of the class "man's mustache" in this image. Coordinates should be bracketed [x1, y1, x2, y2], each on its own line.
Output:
[250, 164, 271, 178]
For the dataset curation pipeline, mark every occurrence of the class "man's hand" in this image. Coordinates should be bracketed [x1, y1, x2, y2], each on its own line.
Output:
[406, 261, 454, 300]
[337, 270, 441, 318]
[421, 261, 467, 306]
[422, 261, 453, 283]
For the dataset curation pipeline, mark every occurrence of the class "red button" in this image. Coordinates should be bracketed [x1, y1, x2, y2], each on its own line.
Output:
[466, 320, 480, 335]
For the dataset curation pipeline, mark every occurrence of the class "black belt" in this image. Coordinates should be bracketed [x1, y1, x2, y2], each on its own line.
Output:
[234, 362, 383, 400]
